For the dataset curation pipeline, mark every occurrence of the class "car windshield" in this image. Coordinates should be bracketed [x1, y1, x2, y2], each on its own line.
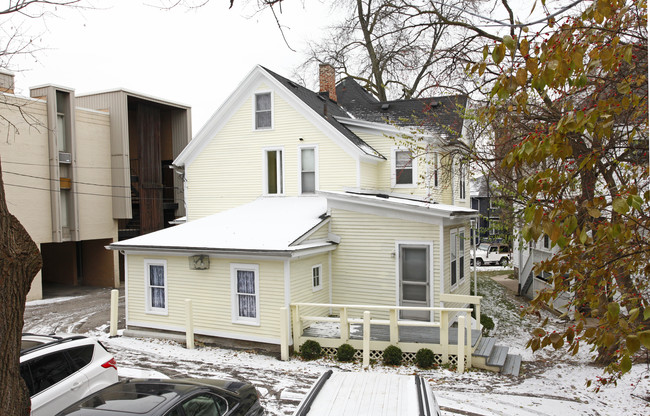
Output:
[477, 243, 491, 251]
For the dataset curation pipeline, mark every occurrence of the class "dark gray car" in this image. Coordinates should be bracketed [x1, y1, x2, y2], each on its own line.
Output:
[55, 378, 264, 416]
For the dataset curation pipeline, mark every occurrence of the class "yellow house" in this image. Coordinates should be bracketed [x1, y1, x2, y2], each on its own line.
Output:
[109, 65, 485, 366]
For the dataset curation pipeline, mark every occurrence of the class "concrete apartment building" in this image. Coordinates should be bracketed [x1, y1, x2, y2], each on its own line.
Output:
[0, 69, 191, 300]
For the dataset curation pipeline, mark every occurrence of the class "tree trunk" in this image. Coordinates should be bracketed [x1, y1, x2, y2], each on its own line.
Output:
[0, 161, 42, 416]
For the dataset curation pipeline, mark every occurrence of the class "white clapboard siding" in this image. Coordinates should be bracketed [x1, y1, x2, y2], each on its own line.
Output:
[127, 255, 286, 341]
[186, 83, 358, 221]
[329, 208, 442, 319]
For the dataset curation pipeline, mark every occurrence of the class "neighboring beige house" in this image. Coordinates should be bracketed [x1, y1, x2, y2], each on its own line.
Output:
[0, 69, 191, 300]
[109, 65, 477, 352]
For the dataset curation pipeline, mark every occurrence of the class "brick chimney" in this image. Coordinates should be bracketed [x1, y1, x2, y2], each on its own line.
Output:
[0, 68, 15, 94]
[319, 64, 337, 102]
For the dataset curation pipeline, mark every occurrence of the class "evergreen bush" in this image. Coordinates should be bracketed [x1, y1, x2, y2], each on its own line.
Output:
[336, 343, 355, 362]
[383, 345, 403, 366]
[481, 313, 495, 336]
[300, 340, 322, 360]
[415, 348, 436, 369]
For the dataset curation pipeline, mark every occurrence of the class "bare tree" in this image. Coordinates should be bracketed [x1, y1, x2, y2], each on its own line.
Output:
[0, 2, 82, 415]
[299, 0, 480, 101]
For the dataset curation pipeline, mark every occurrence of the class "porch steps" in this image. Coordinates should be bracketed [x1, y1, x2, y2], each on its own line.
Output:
[502, 353, 522, 376]
[472, 337, 522, 376]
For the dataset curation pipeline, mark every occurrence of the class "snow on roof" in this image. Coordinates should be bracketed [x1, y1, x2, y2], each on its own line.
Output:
[322, 190, 477, 217]
[110, 197, 330, 253]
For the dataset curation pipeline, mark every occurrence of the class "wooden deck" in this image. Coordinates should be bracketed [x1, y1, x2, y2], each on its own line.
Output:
[303, 323, 482, 347]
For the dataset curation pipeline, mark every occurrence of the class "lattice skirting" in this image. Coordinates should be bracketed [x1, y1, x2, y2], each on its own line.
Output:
[319, 346, 467, 367]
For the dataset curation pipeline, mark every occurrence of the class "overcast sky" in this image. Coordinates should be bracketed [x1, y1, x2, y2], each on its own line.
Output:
[9, 0, 336, 131]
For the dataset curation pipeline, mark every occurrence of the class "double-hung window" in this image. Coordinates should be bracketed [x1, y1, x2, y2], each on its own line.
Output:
[459, 230, 465, 281]
[231, 264, 260, 325]
[433, 152, 439, 188]
[450, 229, 466, 288]
[450, 231, 457, 287]
[255, 92, 272, 129]
[300, 147, 317, 194]
[265, 149, 284, 195]
[312, 264, 322, 291]
[145, 259, 167, 314]
[458, 162, 466, 200]
[393, 149, 415, 186]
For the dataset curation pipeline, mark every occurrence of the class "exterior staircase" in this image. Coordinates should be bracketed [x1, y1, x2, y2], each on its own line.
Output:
[472, 336, 522, 376]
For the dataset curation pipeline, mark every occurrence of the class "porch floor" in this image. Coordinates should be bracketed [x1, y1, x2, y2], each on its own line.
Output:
[302, 323, 482, 347]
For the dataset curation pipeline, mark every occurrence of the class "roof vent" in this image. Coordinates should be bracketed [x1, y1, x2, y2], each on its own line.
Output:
[288, 81, 299, 89]
[381, 103, 390, 110]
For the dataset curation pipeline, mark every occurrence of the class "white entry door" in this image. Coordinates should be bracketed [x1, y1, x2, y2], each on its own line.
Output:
[399, 245, 431, 321]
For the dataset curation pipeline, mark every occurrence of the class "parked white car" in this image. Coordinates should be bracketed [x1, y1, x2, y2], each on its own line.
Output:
[20, 333, 119, 416]
[294, 370, 441, 416]
[471, 242, 511, 267]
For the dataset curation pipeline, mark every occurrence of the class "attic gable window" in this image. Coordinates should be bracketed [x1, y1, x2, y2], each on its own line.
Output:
[255, 92, 272, 130]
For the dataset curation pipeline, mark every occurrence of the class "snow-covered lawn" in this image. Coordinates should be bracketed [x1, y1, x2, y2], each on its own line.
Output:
[25, 269, 650, 415]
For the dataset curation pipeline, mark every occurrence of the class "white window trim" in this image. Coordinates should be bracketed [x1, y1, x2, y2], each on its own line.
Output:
[298, 145, 319, 195]
[458, 162, 467, 201]
[230, 263, 261, 326]
[252, 91, 274, 131]
[432, 152, 440, 189]
[450, 229, 458, 289]
[312, 264, 323, 292]
[391, 146, 418, 188]
[262, 147, 285, 196]
[144, 259, 168, 316]
[450, 228, 467, 290]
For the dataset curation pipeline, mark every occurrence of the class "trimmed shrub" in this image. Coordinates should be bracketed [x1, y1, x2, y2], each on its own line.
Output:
[300, 340, 322, 360]
[481, 313, 495, 336]
[337, 343, 356, 362]
[415, 348, 436, 369]
[383, 345, 403, 366]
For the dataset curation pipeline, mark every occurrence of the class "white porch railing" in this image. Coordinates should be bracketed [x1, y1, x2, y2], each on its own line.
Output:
[280, 295, 482, 374]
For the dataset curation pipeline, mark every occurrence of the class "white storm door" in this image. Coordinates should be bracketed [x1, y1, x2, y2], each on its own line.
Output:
[399, 245, 431, 321]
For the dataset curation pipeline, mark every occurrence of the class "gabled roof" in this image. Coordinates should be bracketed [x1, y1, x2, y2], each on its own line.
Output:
[109, 197, 335, 257]
[262, 67, 384, 159]
[174, 66, 384, 167]
[336, 77, 467, 138]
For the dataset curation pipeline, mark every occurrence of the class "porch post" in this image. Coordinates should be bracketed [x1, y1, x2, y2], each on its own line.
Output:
[465, 311, 472, 368]
[362, 311, 370, 369]
[457, 315, 465, 373]
[340, 307, 349, 343]
[291, 305, 301, 353]
[389, 308, 398, 345]
[280, 307, 289, 361]
[185, 299, 194, 350]
[440, 311, 449, 363]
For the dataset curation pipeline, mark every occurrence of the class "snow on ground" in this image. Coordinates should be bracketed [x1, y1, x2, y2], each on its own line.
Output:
[25, 269, 650, 416]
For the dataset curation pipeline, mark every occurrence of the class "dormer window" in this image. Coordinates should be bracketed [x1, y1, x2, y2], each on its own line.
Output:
[392, 147, 417, 187]
[255, 92, 272, 129]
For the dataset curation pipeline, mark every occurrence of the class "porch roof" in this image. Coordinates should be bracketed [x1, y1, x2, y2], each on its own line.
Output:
[109, 196, 334, 255]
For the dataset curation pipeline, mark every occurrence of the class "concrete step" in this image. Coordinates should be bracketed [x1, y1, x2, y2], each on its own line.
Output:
[487, 345, 509, 367]
[501, 353, 522, 376]
[472, 336, 496, 358]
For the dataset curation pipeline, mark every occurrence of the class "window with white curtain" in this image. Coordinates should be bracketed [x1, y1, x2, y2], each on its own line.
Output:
[231, 264, 260, 325]
[300, 147, 317, 194]
[255, 92, 272, 129]
[145, 259, 167, 314]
